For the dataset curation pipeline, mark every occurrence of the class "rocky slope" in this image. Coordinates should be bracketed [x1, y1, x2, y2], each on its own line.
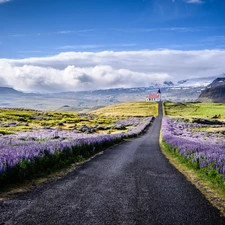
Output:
[198, 84, 225, 102]
[207, 78, 225, 88]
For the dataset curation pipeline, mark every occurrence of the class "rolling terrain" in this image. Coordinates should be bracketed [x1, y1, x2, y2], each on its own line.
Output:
[1, 102, 225, 225]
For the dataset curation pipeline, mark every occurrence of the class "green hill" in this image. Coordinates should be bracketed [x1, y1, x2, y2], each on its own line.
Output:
[91, 101, 158, 117]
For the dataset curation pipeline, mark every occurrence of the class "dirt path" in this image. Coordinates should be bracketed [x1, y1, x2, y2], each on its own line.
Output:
[1, 102, 225, 224]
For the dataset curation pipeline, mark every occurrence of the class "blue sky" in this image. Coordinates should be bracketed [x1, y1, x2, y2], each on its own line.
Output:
[0, 0, 225, 58]
[0, 0, 225, 92]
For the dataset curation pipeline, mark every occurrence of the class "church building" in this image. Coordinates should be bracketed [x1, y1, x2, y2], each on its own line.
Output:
[146, 89, 161, 102]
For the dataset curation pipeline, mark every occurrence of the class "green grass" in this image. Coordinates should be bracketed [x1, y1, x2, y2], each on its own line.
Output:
[162, 102, 225, 215]
[160, 138, 225, 215]
[164, 102, 225, 119]
[0, 109, 95, 132]
[162, 140, 225, 188]
[0, 102, 156, 134]
[91, 101, 158, 117]
[0, 102, 155, 189]
[0, 137, 125, 189]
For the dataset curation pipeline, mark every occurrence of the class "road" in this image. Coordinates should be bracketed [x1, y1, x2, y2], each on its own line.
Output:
[1, 102, 225, 225]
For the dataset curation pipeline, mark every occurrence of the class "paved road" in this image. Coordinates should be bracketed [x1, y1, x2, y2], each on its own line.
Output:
[1, 102, 225, 225]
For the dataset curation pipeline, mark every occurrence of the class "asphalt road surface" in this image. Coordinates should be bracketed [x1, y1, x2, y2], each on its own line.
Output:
[1, 102, 225, 225]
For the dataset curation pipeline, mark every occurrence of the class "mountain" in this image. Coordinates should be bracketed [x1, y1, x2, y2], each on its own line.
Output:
[206, 77, 225, 88]
[198, 84, 225, 102]
[177, 79, 188, 85]
[0, 87, 23, 95]
[198, 76, 225, 102]
[163, 81, 174, 86]
[0, 85, 201, 111]
[0, 73, 224, 111]
[177, 73, 225, 87]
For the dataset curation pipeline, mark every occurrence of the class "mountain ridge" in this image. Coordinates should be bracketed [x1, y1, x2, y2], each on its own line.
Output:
[198, 76, 225, 102]
[0, 73, 225, 110]
[0, 87, 23, 95]
[198, 84, 225, 102]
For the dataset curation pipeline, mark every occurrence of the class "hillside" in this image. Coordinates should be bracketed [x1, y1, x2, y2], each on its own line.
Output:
[177, 73, 225, 87]
[164, 102, 225, 119]
[91, 102, 158, 117]
[0, 101, 157, 136]
[198, 84, 225, 102]
[0, 87, 23, 95]
[207, 77, 225, 88]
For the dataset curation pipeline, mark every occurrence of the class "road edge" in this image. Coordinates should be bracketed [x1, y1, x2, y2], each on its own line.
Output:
[159, 132, 225, 217]
[160, 101, 225, 216]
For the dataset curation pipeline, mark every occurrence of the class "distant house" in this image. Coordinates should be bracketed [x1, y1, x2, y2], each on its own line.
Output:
[146, 89, 161, 102]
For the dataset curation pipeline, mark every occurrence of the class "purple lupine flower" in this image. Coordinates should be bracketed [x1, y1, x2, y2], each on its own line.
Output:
[162, 116, 225, 177]
[0, 117, 153, 175]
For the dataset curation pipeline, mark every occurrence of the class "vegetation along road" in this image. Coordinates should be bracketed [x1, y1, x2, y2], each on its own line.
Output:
[1, 102, 225, 225]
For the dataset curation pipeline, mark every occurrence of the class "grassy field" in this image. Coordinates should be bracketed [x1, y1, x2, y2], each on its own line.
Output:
[91, 101, 158, 117]
[0, 102, 157, 135]
[164, 102, 225, 120]
[0, 102, 156, 189]
[0, 108, 85, 134]
[162, 102, 225, 214]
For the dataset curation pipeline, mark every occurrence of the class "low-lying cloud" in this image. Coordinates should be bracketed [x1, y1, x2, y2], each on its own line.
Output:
[0, 49, 225, 93]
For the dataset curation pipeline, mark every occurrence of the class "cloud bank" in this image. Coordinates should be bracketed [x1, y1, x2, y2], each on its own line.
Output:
[0, 49, 225, 93]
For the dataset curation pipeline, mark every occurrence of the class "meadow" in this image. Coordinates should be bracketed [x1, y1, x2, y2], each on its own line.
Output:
[92, 101, 158, 117]
[164, 102, 225, 119]
[4, 100, 225, 197]
[0, 102, 157, 186]
[162, 101, 225, 198]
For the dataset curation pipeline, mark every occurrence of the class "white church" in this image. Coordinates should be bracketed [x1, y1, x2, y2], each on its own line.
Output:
[146, 89, 161, 102]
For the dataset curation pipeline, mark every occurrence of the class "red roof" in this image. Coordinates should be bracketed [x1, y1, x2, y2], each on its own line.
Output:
[146, 94, 160, 99]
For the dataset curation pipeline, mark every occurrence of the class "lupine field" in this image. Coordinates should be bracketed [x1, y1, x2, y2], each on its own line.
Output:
[0, 104, 156, 185]
[162, 102, 225, 181]
[0, 116, 153, 175]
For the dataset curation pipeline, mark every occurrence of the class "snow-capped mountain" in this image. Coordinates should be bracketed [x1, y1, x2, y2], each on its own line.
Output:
[206, 77, 225, 88]
[177, 73, 225, 87]
[0, 73, 225, 110]
[163, 81, 174, 86]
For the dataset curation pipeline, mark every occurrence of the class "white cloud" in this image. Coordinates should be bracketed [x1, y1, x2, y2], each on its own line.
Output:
[0, 0, 12, 4]
[1, 50, 225, 93]
[54, 29, 97, 36]
[56, 31, 74, 34]
[110, 27, 201, 33]
[58, 45, 103, 50]
[57, 44, 136, 50]
[184, 0, 204, 4]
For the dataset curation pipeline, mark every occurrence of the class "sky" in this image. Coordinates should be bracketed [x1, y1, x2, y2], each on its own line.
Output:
[0, 0, 225, 92]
